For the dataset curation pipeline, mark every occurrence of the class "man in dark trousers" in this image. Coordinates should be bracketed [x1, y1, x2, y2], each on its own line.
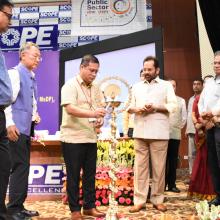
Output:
[0, 1, 13, 219]
[60, 54, 106, 220]
[5, 42, 41, 220]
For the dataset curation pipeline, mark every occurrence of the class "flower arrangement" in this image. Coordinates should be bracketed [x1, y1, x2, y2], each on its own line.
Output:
[195, 200, 220, 220]
[95, 166, 134, 206]
[62, 139, 135, 206]
[97, 139, 134, 168]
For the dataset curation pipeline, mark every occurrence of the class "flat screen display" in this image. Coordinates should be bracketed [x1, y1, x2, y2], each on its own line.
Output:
[59, 27, 164, 134]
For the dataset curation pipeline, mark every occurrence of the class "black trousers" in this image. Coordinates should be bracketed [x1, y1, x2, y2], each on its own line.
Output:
[206, 127, 220, 198]
[127, 128, 133, 138]
[62, 142, 97, 212]
[0, 111, 11, 215]
[7, 134, 31, 213]
[165, 139, 180, 189]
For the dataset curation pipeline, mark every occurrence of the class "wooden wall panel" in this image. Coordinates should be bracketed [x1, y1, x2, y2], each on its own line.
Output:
[152, 0, 201, 168]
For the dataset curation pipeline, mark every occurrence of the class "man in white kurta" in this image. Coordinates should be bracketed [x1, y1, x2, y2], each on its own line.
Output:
[128, 56, 177, 212]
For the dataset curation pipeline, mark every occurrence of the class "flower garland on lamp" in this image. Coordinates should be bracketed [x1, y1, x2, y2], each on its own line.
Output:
[98, 76, 132, 220]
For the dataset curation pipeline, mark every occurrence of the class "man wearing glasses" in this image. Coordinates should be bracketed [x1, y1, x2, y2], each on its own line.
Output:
[5, 42, 41, 220]
[60, 54, 106, 220]
[0, 1, 13, 220]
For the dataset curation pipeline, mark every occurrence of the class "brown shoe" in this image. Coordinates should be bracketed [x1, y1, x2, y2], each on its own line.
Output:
[71, 211, 83, 220]
[129, 204, 146, 213]
[153, 204, 167, 212]
[83, 208, 105, 218]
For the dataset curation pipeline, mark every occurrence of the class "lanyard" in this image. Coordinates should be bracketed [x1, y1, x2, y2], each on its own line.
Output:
[76, 78, 94, 110]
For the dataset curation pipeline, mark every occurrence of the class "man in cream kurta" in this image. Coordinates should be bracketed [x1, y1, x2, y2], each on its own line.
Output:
[128, 56, 177, 213]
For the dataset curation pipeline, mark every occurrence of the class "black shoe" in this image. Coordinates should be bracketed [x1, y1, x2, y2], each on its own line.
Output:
[208, 198, 220, 207]
[20, 209, 39, 217]
[167, 187, 180, 193]
[9, 212, 31, 220]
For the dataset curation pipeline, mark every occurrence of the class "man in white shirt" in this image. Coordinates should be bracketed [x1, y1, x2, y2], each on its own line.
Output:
[128, 56, 177, 213]
[198, 51, 220, 207]
[165, 79, 187, 193]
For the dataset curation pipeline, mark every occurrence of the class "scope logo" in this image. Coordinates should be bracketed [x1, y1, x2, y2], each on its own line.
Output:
[0, 25, 58, 50]
[78, 35, 99, 42]
[28, 164, 64, 194]
[20, 19, 39, 26]
[58, 30, 71, 36]
[59, 4, 72, 11]
[1, 28, 20, 46]
[39, 11, 59, 19]
[58, 42, 78, 48]
[20, 6, 39, 13]
[29, 164, 63, 185]
[58, 17, 71, 24]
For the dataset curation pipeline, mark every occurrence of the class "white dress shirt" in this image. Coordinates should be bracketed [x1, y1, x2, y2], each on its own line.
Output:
[169, 96, 187, 139]
[186, 95, 196, 134]
[198, 76, 220, 115]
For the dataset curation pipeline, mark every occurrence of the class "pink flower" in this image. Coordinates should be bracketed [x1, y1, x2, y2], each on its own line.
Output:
[95, 200, 101, 206]
[102, 173, 109, 180]
[96, 173, 102, 179]
[125, 198, 131, 205]
[118, 197, 125, 204]
[124, 190, 128, 194]
[117, 191, 122, 196]
[101, 189, 107, 196]
[102, 197, 109, 205]
[96, 190, 101, 195]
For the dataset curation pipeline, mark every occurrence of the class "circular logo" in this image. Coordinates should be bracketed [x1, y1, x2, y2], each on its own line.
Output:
[1, 28, 20, 46]
[110, 0, 131, 14]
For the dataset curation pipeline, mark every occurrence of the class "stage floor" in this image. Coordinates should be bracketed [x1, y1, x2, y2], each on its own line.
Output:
[25, 178, 200, 220]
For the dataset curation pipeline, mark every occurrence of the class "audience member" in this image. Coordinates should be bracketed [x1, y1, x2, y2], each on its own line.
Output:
[5, 42, 41, 220]
[128, 56, 177, 213]
[0, 1, 13, 219]
[188, 77, 216, 200]
[198, 51, 220, 206]
[186, 80, 203, 175]
[165, 79, 187, 193]
[60, 54, 106, 220]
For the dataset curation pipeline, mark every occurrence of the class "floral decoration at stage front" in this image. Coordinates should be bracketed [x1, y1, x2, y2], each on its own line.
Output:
[62, 139, 135, 206]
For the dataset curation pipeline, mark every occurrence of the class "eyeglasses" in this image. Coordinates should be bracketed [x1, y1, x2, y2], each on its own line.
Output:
[29, 54, 42, 62]
[0, 10, 12, 20]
